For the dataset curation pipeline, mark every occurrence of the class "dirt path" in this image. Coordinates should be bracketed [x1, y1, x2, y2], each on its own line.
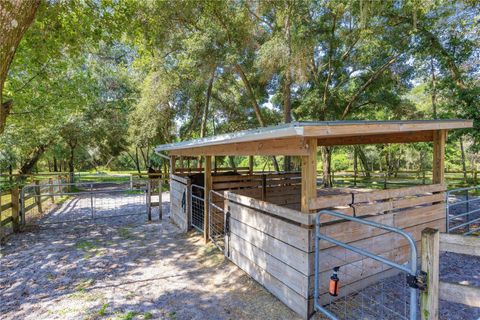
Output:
[1, 192, 479, 320]
[0, 198, 299, 320]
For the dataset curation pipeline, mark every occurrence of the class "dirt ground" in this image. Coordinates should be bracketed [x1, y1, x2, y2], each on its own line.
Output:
[1, 191, 479, 320]
[0, 198, 301, 320]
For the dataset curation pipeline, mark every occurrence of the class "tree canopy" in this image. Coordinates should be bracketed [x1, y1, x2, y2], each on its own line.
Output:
[0, 0, 478, 180]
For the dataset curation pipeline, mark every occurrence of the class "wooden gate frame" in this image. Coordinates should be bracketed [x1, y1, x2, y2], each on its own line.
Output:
[420, 228, 480, 320]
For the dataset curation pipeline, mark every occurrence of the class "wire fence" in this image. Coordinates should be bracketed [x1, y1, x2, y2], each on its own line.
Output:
[21, 181, 148, 226]
[314, 210, 420, 320]
[209, 190, 227, 252]
[191, 184, 204, 233]
[446, 186, 480, 236]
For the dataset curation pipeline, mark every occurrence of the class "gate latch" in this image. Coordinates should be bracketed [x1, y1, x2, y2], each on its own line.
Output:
[407, 271, 427, 291]
[225, 211, 231, 236]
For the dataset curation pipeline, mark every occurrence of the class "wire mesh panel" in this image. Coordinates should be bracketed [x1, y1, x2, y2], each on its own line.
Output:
[209, 190, 227, 252]
[191, 184, 205, 232]
[446, 186, 480, 236]
[21, 181, 148, 225]
[314, 210, 420, 320]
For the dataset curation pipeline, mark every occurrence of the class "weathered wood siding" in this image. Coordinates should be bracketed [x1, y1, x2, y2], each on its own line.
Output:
[170, 174, 190, 232]
[309, 184, 447, 305]
[225, 192, 314, 319]
[224, 184, 446, 318]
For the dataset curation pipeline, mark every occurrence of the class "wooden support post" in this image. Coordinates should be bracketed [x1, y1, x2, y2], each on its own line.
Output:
[147, 180, 152, 221]
[249, 156, 254, 174]
[261, 174, 267, 201]
[48, 178, 55, 203]
[432, 130, 447, 184]
[179, 156, 184, 173]
[11, 188, 20, 232]
[158, 177, 163, 220]
[421, 228, 440, 320]
[203, 155, 212, 243]
[34, 180, 42, 213]
[301, 137, 317, 213]
[170, 156, 176, 176]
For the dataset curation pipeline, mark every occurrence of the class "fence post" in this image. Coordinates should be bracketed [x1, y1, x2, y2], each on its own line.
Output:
[130, 175, 133, 190]
[146, 180, 152, 221]
[420, 228, 440, 320]
[48, 178, 55, 203]
[11, 188, 20, 232]
[34, 180, 43, 213]
[158, 177, 163, 220]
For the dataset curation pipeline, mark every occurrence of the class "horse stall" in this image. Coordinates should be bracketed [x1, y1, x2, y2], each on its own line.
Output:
[156, 120, 472, 319]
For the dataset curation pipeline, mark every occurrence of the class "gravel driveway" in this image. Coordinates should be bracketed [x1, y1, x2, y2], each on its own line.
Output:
[0, 192, 299, 320]
[1, 192, 479, 320]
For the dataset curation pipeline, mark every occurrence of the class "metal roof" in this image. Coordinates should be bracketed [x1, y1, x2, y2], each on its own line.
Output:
[154, 119, 473, 154]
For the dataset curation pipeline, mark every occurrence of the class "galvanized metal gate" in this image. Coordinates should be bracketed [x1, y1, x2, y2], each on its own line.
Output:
[20, 181, 149, 225]
[208, 190, 228, 252]
[314, 210, 422, 320]
[190, 184, 205, 232]
[446, 186, 480, 236]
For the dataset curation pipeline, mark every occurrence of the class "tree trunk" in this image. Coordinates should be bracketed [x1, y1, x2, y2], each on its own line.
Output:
[0, 0, 41, 134]
[430, 56, 437, 118]
[53, 155, 58, 172]
[19, 144, 47, 175]
[321, 146, 332, 188]
[200, 68, 215, 138]
[283, 7, 292, 172]
[460, 136, 467, 183]
[235, 63, 280, 172]
[353, 147, 358, 186]
[68, 142, 76, 183]
[355, 146, 371, 177]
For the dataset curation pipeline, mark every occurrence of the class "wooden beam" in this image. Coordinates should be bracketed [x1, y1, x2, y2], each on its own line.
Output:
[203, 155, 212, 243]
[316, 130, 434, 146]
[421, 227, 440, 320]
[170, 137, 310, 156]
[303, 120, 472, 137]
[432, 130, 447, 184]
[439, 281, 480, 308]
[439, 233, 480, 256]
[301, 137, 317, 213]
[249, 155, 254, 174]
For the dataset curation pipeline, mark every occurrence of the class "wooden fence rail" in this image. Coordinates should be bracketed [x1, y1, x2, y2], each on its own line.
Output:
[0, 175, 66, 239]
[420, 229, 480, 320]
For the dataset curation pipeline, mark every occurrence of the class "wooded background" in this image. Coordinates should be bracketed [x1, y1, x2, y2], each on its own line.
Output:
[0, 0, 479, 186]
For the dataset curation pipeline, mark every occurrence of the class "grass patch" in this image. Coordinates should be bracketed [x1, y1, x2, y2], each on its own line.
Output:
[143, 312, 153, 320]
[167, 311, 177, 320]
[118, 227, 136, 240]
[116, 311, 138, 320]
[75, 240, 105, 259]
[98, 303, 109, 316]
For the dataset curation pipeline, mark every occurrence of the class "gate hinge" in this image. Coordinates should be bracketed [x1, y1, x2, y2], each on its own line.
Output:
[407, 271, 427, 291]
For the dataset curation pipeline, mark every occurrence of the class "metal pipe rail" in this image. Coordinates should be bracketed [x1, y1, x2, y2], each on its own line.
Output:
[314, 210, 419, 320]
[446, 185, 480, 235]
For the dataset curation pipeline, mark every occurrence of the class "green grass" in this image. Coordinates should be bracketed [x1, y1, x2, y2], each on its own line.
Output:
[143, 312, 153, 320]
[97, 303, 109, 316]
[117, 311, 138, 320]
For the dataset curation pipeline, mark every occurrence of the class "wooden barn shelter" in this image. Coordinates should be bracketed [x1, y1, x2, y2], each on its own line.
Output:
[156, 119, 472, 213]
[155, 119, 473, 319]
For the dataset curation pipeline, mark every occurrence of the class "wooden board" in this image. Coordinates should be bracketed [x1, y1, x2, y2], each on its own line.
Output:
[229, 217, 310, 275]
[229, 233, 309, 298]
[228, 201, 312, 252]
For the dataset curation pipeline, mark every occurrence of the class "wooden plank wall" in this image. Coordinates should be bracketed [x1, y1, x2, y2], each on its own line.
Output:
[225, 192, 315, 319]
[309, 184, 447, 305]
[217, 173, 301, 210]
[225, 184, 446, 318]
[170, 175, 190, 232]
